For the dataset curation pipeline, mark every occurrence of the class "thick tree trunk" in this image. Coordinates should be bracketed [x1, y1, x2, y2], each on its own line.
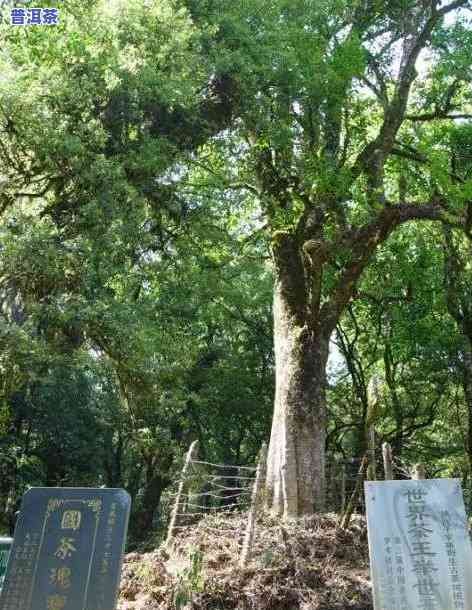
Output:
[133, 468, 169, 538]
[266, 279, 329, 517]
[462, 341, 472, 473]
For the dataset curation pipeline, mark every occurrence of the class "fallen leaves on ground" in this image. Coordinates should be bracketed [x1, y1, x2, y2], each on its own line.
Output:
[118, 511, 372, 610]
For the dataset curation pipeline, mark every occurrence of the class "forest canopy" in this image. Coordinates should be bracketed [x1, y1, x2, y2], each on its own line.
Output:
[1, 0, 472, 538]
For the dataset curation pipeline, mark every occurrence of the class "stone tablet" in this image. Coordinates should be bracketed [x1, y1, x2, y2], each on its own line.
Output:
[365, 479, 472, 610]
[0, 487, 131, 610]
[0, 538, 12, 591]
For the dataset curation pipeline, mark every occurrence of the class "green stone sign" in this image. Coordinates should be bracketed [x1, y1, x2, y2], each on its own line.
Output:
[0, 488, 131, 610]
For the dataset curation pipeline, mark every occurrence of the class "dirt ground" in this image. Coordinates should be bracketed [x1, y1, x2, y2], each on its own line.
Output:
[117, 511, 372, 610]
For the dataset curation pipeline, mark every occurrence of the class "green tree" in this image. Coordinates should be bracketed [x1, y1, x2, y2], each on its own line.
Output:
[444, 228, 472, 470]
[2, 0, 472, 520]
[183, 0, 472, 515]
[329, 224, 462, 474]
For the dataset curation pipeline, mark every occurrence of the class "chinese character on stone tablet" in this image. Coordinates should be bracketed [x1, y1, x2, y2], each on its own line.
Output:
[61, 511, 82, 532]
[365, 479, 472, 610]
[0, 488, 131, 610]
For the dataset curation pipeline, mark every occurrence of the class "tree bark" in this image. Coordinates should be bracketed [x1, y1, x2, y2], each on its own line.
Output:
[384, 340, 405, 457]
[462, 342, 472, 472]
[266, 273, 329, 517]
[132, 450, 172, 539]
[133, 469, 169, 538]
[382, 442, 394, 481]
[264, 190, 447, 519]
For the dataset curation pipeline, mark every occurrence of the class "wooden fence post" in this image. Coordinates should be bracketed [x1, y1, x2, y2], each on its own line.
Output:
[367, 425, 376, 481]
[382, 442, 394, 480]
[166, 440, 199, 548]
[257, 443, 267, 511]
[367, 376, 381, 481]
[239, 443, 267, 569]
[411, 463, 425, 480]
[340, 461, 346, 514]
[340, 455, 368, 530]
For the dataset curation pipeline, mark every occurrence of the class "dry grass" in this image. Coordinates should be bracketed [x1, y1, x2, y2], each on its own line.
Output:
[118, 511, 372, 610]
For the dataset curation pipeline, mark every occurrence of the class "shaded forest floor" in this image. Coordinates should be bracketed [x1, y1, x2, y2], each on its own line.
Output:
[118, 512, 372, 610]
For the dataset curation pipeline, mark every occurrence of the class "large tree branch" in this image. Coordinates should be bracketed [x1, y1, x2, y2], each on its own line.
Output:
[320, 201, 447, 332]
[360, 75, 389, 109]
[351, 7, 448, 186]
[436, 0, 471, 17]
[406, 112, 472, 121]
[391, 143, 467, 185]
[405, 78, 469, 122]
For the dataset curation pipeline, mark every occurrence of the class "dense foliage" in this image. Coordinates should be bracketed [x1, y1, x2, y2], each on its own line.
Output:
[1, 0, 472, 538]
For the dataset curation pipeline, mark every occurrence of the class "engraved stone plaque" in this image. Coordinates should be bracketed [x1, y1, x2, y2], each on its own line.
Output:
[0, 487, 131, 610]
[365, 479, 472, 610]
[0, 538, 12, 591]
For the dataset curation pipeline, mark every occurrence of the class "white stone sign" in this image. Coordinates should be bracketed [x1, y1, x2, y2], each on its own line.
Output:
[364, 479, 472, 610]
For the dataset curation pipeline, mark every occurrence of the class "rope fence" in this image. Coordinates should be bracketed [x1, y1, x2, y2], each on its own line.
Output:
[325, 444, 426, 517]
[166, 441, 261, 558]
[165, 439, 428, 563]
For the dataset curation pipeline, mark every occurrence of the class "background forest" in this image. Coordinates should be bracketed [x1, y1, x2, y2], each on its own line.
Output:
[1, 0, 472, 544]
